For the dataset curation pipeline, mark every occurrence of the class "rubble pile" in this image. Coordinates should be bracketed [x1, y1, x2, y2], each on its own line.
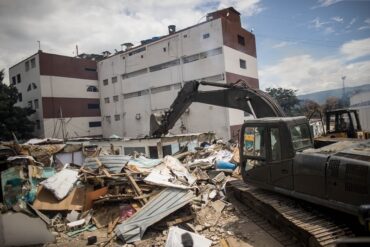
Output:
[0, 138, 246, 247]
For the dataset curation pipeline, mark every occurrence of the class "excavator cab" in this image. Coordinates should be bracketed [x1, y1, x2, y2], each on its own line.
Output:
[325, 109, 362, 138]
[240, 116, 313, 189]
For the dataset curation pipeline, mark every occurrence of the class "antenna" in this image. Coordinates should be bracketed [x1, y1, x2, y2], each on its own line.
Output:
[37, 40, 41, 51]
[341, 76, 346, 103]
[59, 107, 66, 141]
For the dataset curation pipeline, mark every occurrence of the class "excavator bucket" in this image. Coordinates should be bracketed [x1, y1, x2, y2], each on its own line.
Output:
[150, 113, 164, 137]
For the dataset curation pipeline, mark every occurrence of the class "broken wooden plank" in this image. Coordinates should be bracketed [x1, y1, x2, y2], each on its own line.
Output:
[126, 173, 147, 206]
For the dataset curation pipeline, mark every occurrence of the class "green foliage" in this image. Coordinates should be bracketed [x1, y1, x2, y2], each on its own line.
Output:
[266, 87, 301, 116]
[0, 69, 35, 140]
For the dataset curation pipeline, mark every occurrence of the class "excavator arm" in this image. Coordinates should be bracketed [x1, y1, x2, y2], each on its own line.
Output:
[149, 80, 286, 137]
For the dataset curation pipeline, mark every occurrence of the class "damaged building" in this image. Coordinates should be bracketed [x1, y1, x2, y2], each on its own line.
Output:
[9, 52, 104, 139]
[98, 7, 259, 140]
[8, 7, 258, 141]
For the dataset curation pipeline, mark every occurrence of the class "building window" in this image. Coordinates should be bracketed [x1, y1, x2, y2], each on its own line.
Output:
[238, 35, 245, 46]
[12, 76, 16, 85]
[36, 120, 40, 130]
[199, 47, 223, 59]
[113, 95, 119, 102]
[163, 47, 167, 52]
[27, 83, 37, 91]
[112, 76, 118, 83]
[183, 34, 188, 38]
[28, 100, 33, 109]
[151, 85, 171, 94]
[103, 79, 108, 86]
[203, 33, 210, 39]
[182, 47, 223, 64]
[88, 103, 100, 109]
[104, 97, 110, 103]
[34, 99, 39, 109]
[149, 59, 180, 72]
[121, 68, 148, 80]
[182, 54, 199, 64]
[105, 116, 111, 123]
[30, 58, 36, 68]
[25, 61, 30, 71]
[85, 68, 96, 72]
[114, 114, 120, 121]
[240, 59, 246, 69]
[17, 74, 21, 83]
[123, 89, 149, 99]
[89, 121, 102, 128]
[87, 85, 98, 92]
[18, 93, 22, 102]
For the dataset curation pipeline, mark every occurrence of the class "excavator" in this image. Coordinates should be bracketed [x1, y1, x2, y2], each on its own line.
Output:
[307, 108, 369, 149]
[150, 80, 370, 243]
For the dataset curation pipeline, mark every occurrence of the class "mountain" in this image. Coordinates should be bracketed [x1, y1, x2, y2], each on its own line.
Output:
[298, 84, 370, 104]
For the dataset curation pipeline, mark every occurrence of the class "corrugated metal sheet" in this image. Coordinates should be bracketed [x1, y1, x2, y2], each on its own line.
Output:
[83, 155, 162, 174]
[115, 188, 194, 243]
[83, 155, 131, 173]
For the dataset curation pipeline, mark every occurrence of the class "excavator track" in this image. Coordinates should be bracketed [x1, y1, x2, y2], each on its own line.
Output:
[226, 180, 356, 247]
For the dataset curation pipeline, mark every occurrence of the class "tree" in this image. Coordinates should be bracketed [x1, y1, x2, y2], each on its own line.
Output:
[300, 99, 321, 117]
[266, 87, 300, 116]
[322, 96, 341, 113]
[0, 69, 35, 140]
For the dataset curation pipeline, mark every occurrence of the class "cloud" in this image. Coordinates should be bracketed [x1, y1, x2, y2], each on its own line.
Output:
[260, 38, 370, 93]
[340, 37, 370, 60]
[0, 0, 263, 84]
[312, 0, 343, 8]
[346, 17, 357, 29]
[272, 41, 297, 49]
[358, 18, 370, 30]
[324, 27, 335, 34]
[259, 54, 370, 94]
[310, 17, 328, 29]
[331, 16, 343, 23]
[311, 17, 327, 28]
[310, 17, 337, 34]
[218, 0, 263, 16]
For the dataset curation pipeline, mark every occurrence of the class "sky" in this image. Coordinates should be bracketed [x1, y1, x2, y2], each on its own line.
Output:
[0, 0, 369, 95]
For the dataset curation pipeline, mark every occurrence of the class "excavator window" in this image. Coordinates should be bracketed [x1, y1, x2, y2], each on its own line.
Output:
[243, 127, 265, 157]
[290, 124, 312, 151]
[270, 128, 281, 161]
[243, 127, 266, 168]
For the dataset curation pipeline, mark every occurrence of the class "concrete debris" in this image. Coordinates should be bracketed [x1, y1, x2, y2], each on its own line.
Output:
[0, 137, 242, 246]
[144, 156, 196, 189]
[66, 210, 80, 222]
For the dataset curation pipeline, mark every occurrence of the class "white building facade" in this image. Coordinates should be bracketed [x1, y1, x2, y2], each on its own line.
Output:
[98, 7, 259, 140]
[9, 52, 103, 139]
[350, 90, 370, 132]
